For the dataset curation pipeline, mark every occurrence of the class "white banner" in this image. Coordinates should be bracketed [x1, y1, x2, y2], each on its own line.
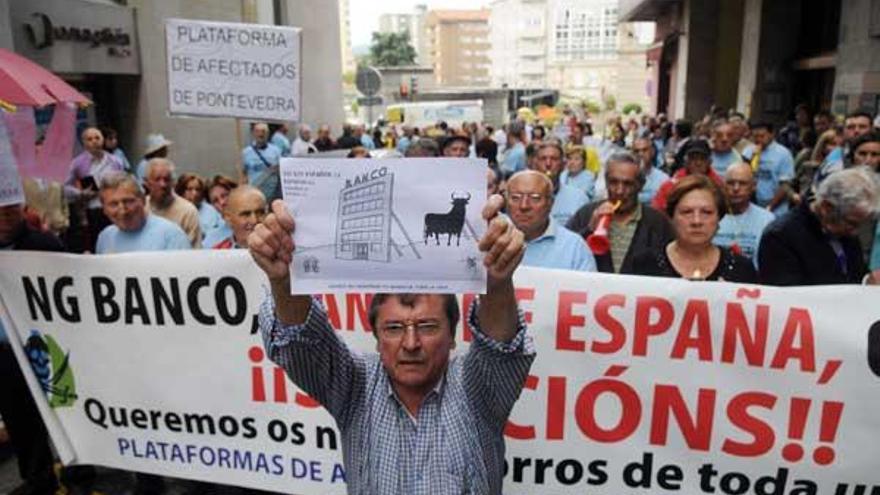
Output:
[165, 19, 301, 121]
[1, 251, 879, 494]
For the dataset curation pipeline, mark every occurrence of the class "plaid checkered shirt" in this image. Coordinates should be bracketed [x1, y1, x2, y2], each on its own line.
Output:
[260, 295, 535, 494]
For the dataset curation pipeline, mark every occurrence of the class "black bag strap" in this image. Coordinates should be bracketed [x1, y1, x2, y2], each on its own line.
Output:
[251, 145, 274, 169]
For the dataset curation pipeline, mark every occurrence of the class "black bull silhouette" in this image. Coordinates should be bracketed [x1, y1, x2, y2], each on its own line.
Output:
[423, 192, 471, 246]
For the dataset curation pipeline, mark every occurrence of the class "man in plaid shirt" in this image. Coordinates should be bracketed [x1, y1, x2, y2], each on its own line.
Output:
[249, 194, 535, 494]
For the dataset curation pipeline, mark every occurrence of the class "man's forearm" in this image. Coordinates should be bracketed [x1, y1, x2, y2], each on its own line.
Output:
[270, 278, 311, 325]
[477, 278, 519, 343]
[768, 186, 788, 209]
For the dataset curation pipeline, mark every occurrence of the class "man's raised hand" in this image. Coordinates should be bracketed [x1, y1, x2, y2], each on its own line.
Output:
[478, 194, 526, 287]
[249, 199, 296, 283]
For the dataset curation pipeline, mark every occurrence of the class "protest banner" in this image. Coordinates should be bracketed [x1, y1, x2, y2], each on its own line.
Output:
[0, 250, 879, 494]
[280, 157, 488, 294]
[165, 18, 301, 122]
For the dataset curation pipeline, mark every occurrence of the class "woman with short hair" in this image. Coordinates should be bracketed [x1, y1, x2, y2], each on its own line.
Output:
[628, 175, 757, 282]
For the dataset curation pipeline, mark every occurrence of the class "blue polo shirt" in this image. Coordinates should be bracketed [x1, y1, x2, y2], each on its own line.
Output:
[713, 203, 775, 268]
[743, 141, 795, 215]
[522, 219, 596, 271]
[551, 183, 589, 226]
[639, 167, 669, 205]
[96, 215, 191, 254]
[711, 150, 741, 176]
[198, 202, 226, 244]
[502, 143, 526, 174]
[559, 169, 595, 198]
[271, 132, 291, 157]
[241, 142, 282, 183]
[360, 134, 376, 150]
[813, 146, 844, 190]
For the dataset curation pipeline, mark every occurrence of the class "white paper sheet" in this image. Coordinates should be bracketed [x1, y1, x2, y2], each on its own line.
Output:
[281, 158, 488, 294]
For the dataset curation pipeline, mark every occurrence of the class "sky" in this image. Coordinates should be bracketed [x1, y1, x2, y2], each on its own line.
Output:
[349, 0, 491, 48]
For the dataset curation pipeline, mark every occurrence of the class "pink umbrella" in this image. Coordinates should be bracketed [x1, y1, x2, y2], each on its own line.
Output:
[0, 48, 90, 106]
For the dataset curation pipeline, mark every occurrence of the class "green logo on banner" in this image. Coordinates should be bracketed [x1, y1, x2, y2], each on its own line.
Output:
[25, 330, 77, 408]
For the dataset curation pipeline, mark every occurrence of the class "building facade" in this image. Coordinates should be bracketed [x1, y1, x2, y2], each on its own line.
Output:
[489, 0, 549, 88]
[622, 0, 878, 123]
[335, 170, 395, 262]
[0, 0, 345, 180]
[338, 0, 355, 75]
[424, 9, 492, 87]
[488, 0, 651, 110]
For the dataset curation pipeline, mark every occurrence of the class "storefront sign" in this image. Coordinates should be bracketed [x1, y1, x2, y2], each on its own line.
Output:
[9, 0, 140, 75]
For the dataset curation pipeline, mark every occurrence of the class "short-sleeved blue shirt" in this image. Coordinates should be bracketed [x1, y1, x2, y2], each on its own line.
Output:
[639, 167, 670, 205]
[551, 183, 590, 226]
[96, 215, 191, 253]
[743, 141, 795, 215]
[713, 203, 775, 268]
[241, 142, 282, 183]
[522, 219, 596, 271]
[711, 150, 741, 176]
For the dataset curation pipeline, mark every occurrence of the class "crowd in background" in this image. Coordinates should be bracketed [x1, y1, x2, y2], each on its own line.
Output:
[10, 101, 879, 284]
[2, 101, 880, 493]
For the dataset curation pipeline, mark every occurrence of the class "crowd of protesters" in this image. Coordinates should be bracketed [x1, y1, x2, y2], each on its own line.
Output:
[2, 102, 880, 493]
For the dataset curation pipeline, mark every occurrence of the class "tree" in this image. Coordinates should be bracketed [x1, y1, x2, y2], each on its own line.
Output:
[622, 103, 643, 115]
[582, 100, 601, 115]
[368, 31, 417, 66]
[603, 94, 617, 112]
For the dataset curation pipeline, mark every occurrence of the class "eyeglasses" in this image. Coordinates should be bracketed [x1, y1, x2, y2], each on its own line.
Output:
[507, 192, 548, 204]
[379, 320, 443, 339]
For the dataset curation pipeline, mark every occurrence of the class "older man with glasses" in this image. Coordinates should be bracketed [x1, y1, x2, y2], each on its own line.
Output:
[250, 194, 535, 494]
[506, 170, 596, 271]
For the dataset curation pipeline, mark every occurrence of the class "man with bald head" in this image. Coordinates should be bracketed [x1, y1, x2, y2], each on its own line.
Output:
[291, 124, 317, 156]
[66, 126, 124, 251]
[144, 158, 202, 248]
[241, 122, 282, 184]
[506, 170, 596, 271]
[213, 186, 267, 249]
[713, 162, 775, 266]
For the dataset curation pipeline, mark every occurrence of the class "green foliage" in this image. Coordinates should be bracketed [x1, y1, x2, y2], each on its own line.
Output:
[622, 103, 643, 115]
[368, 31, 417, 66]
[582, 100, 601, 115]
[603, 94, 617, 111]
[342, 71, 356, 85]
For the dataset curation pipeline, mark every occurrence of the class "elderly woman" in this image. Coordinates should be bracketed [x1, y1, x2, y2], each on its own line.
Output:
[175, 173, 227, 247]
[628, 175, 757, 282]
[560, 145, 596, 197]
[207, 175, 237, 213]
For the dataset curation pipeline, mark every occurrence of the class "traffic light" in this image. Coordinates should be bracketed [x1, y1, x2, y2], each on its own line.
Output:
[410, 75, 418, 99]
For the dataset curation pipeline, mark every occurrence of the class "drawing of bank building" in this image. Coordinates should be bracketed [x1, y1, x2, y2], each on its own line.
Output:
[335, 172, 395, 262]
